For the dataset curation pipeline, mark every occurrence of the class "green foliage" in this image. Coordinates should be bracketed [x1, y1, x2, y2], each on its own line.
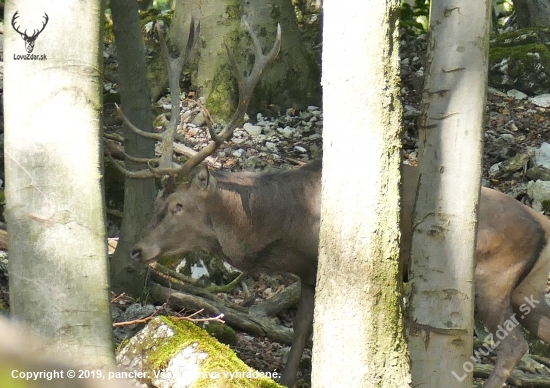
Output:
[493, 0, 515, 28]
[152, 0, 171, 11]
[400, 0, 430, 35]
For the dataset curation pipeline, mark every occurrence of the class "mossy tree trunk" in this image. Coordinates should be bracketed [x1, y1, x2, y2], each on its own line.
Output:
[170, 0, 320, 120]
[312, 1, 411, 387]
[4, 0, 114, 366]
[110, 0, 157, 297]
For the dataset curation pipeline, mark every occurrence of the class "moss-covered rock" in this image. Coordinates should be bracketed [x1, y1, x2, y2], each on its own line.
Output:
[116, 316, 283, 388]
[489, 28, 550, 95]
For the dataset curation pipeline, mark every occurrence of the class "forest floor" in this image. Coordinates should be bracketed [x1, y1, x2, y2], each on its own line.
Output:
[2, 25, 550, 388]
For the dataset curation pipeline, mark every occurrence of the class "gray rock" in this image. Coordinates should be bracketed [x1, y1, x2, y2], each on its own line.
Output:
[527, 180, 550, 212]
[535, 142, 550, 169]
[506, 182, 528, 199]
[530, 94, 550, 108]
[507, 89, 528, 100]
[488, 162, 502, 178]
[232, 149, 244, 158]
[191, 111, 206, 126]
[243, 123, 262, 137]
[277, 126, 295, 138]
[265, 142, 278, 152]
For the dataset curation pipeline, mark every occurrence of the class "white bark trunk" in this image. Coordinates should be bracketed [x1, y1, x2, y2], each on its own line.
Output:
[408, 0, 491, 386]
[4, 0, 114, 367]
[312, 1, 411, 387]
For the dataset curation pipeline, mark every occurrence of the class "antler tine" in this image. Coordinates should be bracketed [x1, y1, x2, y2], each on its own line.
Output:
[105, 19, 200, 180]
[105, 103, 166, 179]
[115, 104, 164, 141]
[106, 151, 155, 179]
[182, 19, 200, 65]
[154, 18, 200, 175]
[177, 21, 282, 178]
[223, 21, 281, 136]
[107, 149, 183, 179]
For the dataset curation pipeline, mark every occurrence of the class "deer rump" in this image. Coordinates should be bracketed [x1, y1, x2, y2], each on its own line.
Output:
[134, 160, 550, 388]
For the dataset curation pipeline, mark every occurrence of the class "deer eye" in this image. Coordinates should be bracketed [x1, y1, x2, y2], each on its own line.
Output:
[171, 203, 184, 215]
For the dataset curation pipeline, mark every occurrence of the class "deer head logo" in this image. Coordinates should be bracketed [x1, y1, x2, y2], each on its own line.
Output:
[11, 11, 49, 53]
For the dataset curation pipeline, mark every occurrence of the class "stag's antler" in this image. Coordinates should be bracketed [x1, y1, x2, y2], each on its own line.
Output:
[107, 18, 281, 183]
[178, 20, 281, 178]
[107, 18, 200, 179]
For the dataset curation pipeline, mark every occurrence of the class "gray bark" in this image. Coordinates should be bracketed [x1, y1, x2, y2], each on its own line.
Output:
[4, 0, 114, 366]
[408, 0, 491, 386]
[311, 1, 411, 387]
[110, 0, 157, 296]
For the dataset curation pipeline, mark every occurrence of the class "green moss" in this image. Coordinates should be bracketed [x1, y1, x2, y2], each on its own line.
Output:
[139, 8, 173, 30]
[217, 0, 242, 27]
[489, 43, 550, 63]
[270, 4, 281, 20]
[541, 199, 550, 213]
[225, 3, 241, 20]
[488, 42, 550, 94]
[490, 27, 550, 47]
[157, 254, 185, 269]
[0, 300, 7, 314]
[104, 20, 114, 42]
[145, 317, 283, 388]
[146, 53, 169, 101]
[206, 62, 238, 122]
[203, 322, 238, 346]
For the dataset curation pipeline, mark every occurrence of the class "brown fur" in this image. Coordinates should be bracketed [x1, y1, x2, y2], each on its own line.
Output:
[133, 161, 550, 388]
[403, 164, 550, 388]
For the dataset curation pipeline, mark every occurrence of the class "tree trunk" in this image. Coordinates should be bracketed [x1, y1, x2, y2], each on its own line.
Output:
[311, 1, 411, 387]
[514, 0, 550, 28]
[169, 0, 320, 120]
[4, 0, 114, 366]
[110, 0, 157, 296]
[408, 0, 490, 387]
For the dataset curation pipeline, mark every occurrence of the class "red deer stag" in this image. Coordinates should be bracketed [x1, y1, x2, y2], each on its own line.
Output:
[110, 20, 550, 388]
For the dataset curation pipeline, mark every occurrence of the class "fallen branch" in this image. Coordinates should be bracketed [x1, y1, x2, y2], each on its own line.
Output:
[113, 305, 225, 328]
[475, 363, 550, 387]
[149, 281, 294, 345]
[250, 280, 300, 318]
[149, 264, 248, 313]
